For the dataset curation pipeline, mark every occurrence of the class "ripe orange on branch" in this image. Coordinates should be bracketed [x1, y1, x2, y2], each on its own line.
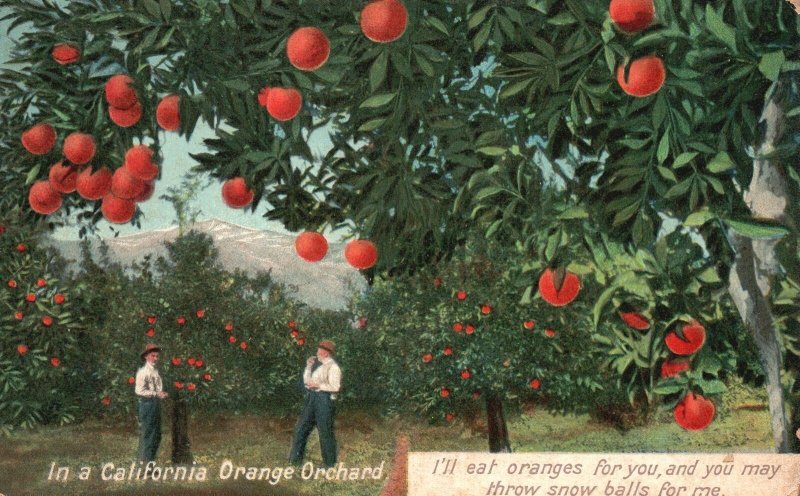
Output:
[51, 43, 80, 65]
[538, 267, 581, 307]
[673, 392, 715, 431]
[76, 166, 112, 200]
[609, 0, 655, 33]
[360, 0, 408, 43]
[111, 167, 146, 200]
[105, 74, 138, 110]
[617, 55, 666, 97]
[63, 132, 96, 165]
[286, 27, 330, 71]
[48, 161, 78, 193]
[345, 239, 378, 269]
[21, 123, 56, 155]
[221, 177, 255, 208]
[295, 231, 328, 262]
[261, 87, 303, 121]
[28, 180, 62, 215]
[156, 95, 180, 131]
[664, 320, 706, 355]
[109, 101, 142, 128]
[101, 193, 136, 224]
[125, 145, 158, 181]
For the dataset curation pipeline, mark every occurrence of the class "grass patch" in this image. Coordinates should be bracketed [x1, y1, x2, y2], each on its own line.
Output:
[0, 404, 773, 496]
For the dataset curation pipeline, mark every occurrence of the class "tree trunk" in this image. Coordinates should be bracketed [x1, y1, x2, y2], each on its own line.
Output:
[485, 391, 511, 453]
[726, 84, 792, 452]
[171, 392, 193, 464]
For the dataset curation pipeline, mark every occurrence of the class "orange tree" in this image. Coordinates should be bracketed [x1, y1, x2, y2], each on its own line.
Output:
[72, 230, 356, 462]
[1, 0, 799, 451]
[357, 236, 609, 452]
[0, 210, 97, 433]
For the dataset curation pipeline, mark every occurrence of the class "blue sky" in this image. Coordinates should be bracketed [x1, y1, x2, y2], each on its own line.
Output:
[0, 8, 335, 241]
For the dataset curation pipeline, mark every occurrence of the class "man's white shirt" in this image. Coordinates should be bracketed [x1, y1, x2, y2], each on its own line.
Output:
[135, 362, 163, 398]
[303, 356, 341, 398]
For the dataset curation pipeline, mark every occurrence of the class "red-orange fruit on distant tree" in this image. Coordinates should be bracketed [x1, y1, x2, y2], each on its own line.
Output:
[105, 74, 137, 109]
[49, 161, 79, 193]
[538, 268, 581, 306]
[660, 359, 691, 378]
[609, 0, 655, 33]
[664, 320, 706, 355]
[76, 166, 112, 200]
[673, 392, 715, 431]
[617, 55, 666, 97]
[360, 0, 408, 43]
[28, 180, 62, 215]
[619, 310, 651, 330]
[286, 27, 330, 71]
[63, 132, 96, 165]
[51, 43, 80, 65]
[111, 167, 146, 200]
[125, 145, 158, 181]
[21, 123, 56, 155]
[264, 87, 303, 121]
[295, 231, 328, 262]
[101, 193, 136, 224]
[345, 239, 378, 269]
[17, 344, 28, 355]
[221, 177, 255, 208]
[109, 101, 142, 128]
[156, 95, 180, 131]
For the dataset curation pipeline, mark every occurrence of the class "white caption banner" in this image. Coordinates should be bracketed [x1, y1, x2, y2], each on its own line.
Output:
[409, 452, 800, 496]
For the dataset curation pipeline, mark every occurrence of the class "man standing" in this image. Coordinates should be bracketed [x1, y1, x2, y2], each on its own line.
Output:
[135, 343, 168, 462]
[289, 340, 342, 468]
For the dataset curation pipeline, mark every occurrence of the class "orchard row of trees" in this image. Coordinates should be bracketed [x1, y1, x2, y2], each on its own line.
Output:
[0, 212, 763, 455]
[0, 0, 798, 452]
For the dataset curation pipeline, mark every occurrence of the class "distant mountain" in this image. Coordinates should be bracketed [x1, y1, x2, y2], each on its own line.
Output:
[43, 219, 367, 311]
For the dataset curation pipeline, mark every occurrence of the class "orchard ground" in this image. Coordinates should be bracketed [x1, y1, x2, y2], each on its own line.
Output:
[0, 397, 773, 496]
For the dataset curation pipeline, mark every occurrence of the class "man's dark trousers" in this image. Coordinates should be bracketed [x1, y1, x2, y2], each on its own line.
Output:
[138, 397, 161, 462]
[289, 391, 337, 467]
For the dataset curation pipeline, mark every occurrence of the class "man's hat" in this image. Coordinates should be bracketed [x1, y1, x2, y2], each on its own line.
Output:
[141, 343, 161, 359]
[318, 340, 336, 355]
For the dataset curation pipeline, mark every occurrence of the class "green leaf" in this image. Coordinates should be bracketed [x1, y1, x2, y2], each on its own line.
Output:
[557, 207, 589, 220]
[220, 79, 249, 92]
[758, 51, 785, 82]
[707, 151, 735, 173]
[684, 209, 715, 227]
[673, 152, 698, 168]
[473, 22, 492, 51]
[369, 51, 388, 92]
[425, 16, 449, 36]
[468, 5, 493, 30]
[724, 218, 790, 239]
[657, 132, 670, 164]
[476, 147, 506, 156]
[359, 92, 397, 109]
[664, 178, 692, 199]
[25, 164, 41, 185]
[143, 0, 161, 18]
[705, 4, 737, 52]
[653, 383, 683, 395]
[500, 78, 533, 99]
[159, 0, 172, 21]
[358, 118, 386, 132]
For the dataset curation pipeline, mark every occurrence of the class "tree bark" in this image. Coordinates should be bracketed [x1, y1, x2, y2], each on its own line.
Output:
[726, 86, 791, 452]
[171, 392, 193, 464]
[485, 391, 512, 453]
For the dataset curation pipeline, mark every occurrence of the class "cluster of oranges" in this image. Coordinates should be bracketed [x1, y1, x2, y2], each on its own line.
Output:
[294, 231, 379, 270]
[610, 0, 666, 97]
[22, 70, 180, 223]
